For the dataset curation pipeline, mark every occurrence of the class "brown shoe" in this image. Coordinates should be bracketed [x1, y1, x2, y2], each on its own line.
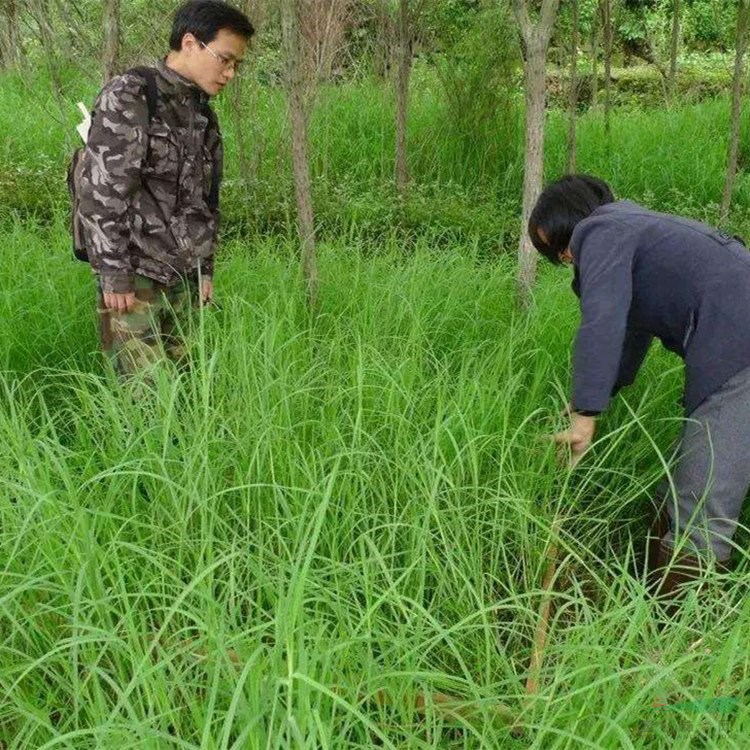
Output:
[631, 503, 670, 579]
[648, 540, 733, 617]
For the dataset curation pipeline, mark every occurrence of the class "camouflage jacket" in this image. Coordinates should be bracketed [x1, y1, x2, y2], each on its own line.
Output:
[78, 60, 223, 294]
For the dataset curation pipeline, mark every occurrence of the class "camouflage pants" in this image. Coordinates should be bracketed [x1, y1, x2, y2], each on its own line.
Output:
[97, 273, 200, 378]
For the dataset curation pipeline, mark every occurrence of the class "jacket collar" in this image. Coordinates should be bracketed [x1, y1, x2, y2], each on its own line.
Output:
[156, 58, 209, 105]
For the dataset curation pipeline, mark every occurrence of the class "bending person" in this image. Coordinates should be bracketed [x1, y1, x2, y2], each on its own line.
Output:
[528, 174, 750, 603]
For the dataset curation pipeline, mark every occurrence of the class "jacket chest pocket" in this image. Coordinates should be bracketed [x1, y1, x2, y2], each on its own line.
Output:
[143, 123, 182, 182]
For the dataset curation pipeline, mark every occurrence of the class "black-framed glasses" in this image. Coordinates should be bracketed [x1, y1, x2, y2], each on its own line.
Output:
[200, 41, 243, 73]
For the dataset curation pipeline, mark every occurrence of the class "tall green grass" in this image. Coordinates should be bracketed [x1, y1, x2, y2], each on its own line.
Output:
[1, 219, 748, 747]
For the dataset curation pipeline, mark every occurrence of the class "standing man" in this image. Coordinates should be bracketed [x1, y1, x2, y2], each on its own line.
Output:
[528, 174, 750, 604]
[78, 0, 254, 377]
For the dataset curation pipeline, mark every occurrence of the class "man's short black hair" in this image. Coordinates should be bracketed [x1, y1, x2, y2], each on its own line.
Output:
[529, 174, 615, 265]
[170, 0, 255, 50]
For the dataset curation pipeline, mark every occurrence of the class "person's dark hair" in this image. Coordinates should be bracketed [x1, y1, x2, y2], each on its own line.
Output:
[528, 174, 615, 265]
[170, 0, 255, 50]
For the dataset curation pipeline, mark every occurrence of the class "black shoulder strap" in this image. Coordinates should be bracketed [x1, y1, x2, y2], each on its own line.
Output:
[201, 101, 221, 211]
[125, 66, 159, 124]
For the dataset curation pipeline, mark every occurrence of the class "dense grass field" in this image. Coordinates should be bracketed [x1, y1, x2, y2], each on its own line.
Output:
[1, 217, 749, 748]
[2, 61, 750, 747]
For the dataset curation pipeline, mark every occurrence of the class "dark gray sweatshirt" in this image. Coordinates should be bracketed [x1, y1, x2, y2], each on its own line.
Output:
[569, 200, 750, 415]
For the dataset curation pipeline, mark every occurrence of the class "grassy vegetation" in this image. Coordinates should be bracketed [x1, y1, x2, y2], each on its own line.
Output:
[3, 65, 750, 247]
[2, 60, 750, 746]
[1, 216, 749, 747]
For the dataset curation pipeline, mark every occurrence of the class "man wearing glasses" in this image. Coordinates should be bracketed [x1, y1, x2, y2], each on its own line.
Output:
[77, 1, 254, 378]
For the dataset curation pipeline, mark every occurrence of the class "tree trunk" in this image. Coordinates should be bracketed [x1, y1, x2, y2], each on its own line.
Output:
[281, 0, 319, 308]
[518, 37, 547, 307]
[374, 0, 391, 79]
[669, 0, 680, 98]
[102, 0, 120, 81]
[247, 0, 266, 183]
[602, 0, 613, 134]
[233, 0, 262, 186]
[567, 0, 579, 173]
[512, 0, 561, 309]
[720, 0, 750, 224]
[0, 0, 21, 69]
[591, 5, 599, 109]
[394, 0, 411, 198]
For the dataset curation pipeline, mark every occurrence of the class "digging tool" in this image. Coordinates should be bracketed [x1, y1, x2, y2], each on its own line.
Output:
[509, 510, 565, 737]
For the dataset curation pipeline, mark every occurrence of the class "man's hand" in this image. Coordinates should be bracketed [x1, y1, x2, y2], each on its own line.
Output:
[553, 413, 596, 467]
[201, 278, 214, 305]
[103, 292, 137, 313]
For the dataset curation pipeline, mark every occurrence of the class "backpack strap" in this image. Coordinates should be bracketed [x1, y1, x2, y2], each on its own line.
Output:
[201, 103, 221, 212]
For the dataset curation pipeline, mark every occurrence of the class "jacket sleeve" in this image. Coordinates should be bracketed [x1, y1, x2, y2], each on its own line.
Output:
[571, 217, 638, 413]
[79, 74, 149, 294]
[612, 329, 653, 396]
[200, 117, 223, 279]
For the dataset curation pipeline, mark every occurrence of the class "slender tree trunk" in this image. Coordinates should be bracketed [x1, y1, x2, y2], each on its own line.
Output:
[567, 0, 579, 173]
[518, 38, 547, 306]
[233, 0, 261, 186]
[394, 0, 411, 198]
[0, 3, 7, 68]
[602, 0, 613, 134]
[721, 0, 750, 224]
[281, 0, 319, 308]
[591, 6, 599, 109]
[246, 0, 265, 183]
[374, 0, 391, 79]
[512, 0, 561, 309]
[0, 0, 21, 68]
[102, 0, 120, 81]
[669, 0, 680, 99]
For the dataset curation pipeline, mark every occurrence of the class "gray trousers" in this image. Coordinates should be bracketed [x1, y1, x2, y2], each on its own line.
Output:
[660, 365, 750, 561]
